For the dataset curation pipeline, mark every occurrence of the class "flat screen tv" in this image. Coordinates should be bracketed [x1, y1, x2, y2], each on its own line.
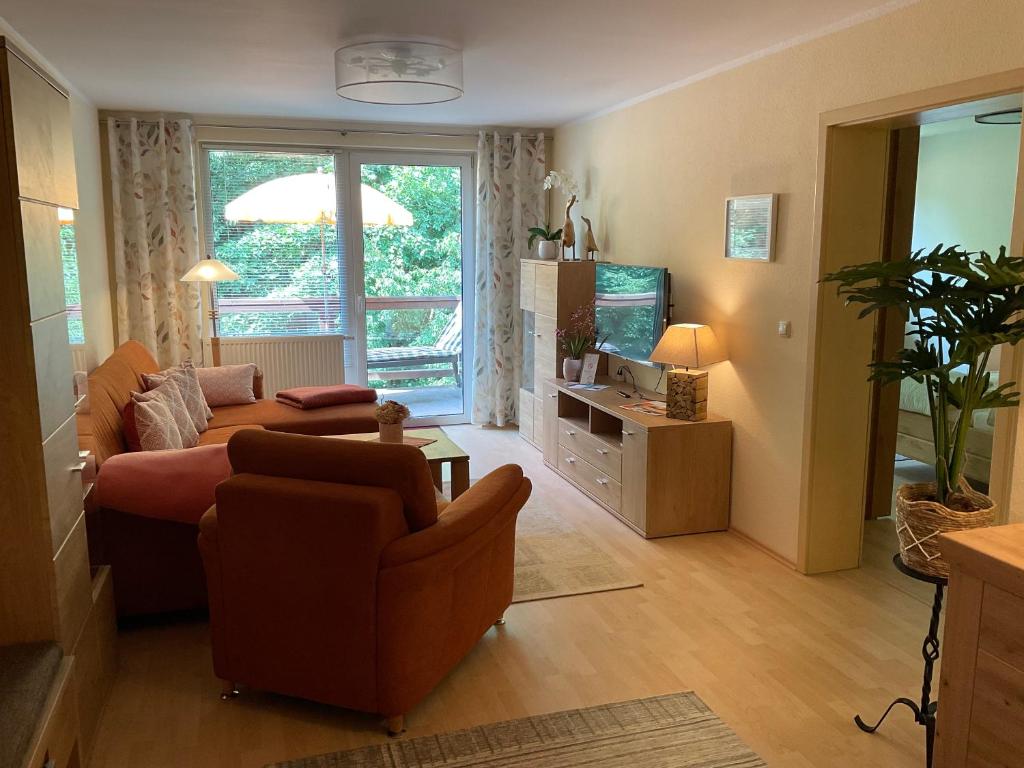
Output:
[595, 263, 671, 365]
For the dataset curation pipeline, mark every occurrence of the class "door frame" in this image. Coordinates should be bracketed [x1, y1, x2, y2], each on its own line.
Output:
[798, 69, 1024, 574]
[346, 150, 476, 425]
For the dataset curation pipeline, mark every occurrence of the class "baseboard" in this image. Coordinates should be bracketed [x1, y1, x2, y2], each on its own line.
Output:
[728, 527, 797, 570]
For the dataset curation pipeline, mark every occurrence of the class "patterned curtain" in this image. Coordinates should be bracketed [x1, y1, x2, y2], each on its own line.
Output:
[107, 117, 201, 368]
[472, 131, 546, 426]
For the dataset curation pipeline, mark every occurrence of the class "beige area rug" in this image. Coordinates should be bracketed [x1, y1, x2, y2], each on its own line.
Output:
[267, 692, 766, 768]
[512, 499, 642, 602]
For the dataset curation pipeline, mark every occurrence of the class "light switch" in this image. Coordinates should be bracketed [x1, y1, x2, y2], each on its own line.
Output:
[778, 320, 791, 338]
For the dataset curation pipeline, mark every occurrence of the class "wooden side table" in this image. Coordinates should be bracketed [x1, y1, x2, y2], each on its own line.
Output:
[332, 428, 471, 499]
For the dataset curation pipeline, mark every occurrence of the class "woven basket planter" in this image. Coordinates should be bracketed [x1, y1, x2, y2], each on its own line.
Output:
[894, 481, 995, 577]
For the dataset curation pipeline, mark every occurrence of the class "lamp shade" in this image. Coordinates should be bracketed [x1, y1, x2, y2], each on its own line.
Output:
[649, 323, 727, 369]
[334, 41, 463, 105]
[180, 257, 239, 283]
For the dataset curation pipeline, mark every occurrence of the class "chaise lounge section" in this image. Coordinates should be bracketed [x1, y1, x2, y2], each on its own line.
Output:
[78, 341, 380, 616]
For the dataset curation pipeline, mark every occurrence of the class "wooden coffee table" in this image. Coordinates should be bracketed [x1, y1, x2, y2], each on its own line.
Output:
[335, 427, 471, 499]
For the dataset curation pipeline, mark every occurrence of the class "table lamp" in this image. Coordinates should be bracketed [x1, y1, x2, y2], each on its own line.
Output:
[180, 256, 239, 366]
[649, 323, 727, 421]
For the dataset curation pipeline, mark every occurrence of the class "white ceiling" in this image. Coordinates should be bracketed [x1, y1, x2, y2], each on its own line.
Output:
[2, 0, 910, 128]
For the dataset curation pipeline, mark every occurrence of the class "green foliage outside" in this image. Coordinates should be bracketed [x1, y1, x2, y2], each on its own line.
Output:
[61, 223, 84, 344]
[206, 150, 463, 390]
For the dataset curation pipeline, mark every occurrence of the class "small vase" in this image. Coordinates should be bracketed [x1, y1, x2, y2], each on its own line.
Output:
[562, 358, 583, 382]
[538, 240, 559, 261]
[378, 422, 404, 443]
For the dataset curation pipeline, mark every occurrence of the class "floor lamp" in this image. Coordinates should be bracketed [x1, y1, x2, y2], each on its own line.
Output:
[180, 256, 239, 367]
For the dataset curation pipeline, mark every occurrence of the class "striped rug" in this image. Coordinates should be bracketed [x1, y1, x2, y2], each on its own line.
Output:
[268, 692, 766, 767]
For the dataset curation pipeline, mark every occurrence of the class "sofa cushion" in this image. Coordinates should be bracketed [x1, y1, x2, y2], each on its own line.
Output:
[133, 379, 199, 448]
[143, 364, 211, 432]
[86, 341, 162, 465]
[208, 398, 379, 435]
[198, 424, 265, 446]
[198, 364, 258, 407]
[96, 443, 232, 525]
[123, 397, 184, 451]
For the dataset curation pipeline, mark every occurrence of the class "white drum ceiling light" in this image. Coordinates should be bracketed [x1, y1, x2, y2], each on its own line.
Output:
[334, 40, 463, 105]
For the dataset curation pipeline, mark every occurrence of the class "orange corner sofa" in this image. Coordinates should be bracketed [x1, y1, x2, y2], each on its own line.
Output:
[79, 341, 380, 616]
[200, 429, 532, 734]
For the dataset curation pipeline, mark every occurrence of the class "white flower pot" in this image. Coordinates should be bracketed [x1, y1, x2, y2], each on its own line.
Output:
[538, 240, 559, 261]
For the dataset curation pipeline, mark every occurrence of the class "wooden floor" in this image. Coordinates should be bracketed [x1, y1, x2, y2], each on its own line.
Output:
[89, 426, 937, 768]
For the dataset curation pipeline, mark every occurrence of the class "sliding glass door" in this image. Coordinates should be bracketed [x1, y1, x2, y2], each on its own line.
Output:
[201, 145, 473, 424]
[348, 152, 474, 423]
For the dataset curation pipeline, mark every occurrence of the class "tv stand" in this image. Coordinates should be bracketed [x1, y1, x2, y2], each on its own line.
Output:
[541, 377, 732, 537]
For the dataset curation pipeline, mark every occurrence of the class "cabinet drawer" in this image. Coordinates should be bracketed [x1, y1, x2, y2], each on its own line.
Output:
[534, 313, 557, 381]
[518, 388, 534, 443]
[22, 201, 65, 322]
[534, 263, 558, 317]
[558, 445, 622, 511]
[44, 415, 84, 554]
[557, 419, 622, 481]
[54, 513, 92, 651]
[967, 649, 1024, 764]
[980, 585, 1024, 672]
[7, 50, 78, 207]
[520, 261, 536, 311]
[33, 312, 76, 441]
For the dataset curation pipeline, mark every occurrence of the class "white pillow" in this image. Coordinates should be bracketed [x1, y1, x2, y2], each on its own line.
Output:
[196, 363, 258, 407]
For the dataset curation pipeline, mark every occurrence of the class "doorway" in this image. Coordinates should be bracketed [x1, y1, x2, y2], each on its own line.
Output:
[347, 152, 474, 424]
[800, 74, 1024, 575]
[862, 113, 1022, 574]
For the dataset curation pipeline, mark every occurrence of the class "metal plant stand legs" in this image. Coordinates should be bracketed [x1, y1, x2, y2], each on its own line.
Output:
[855, 555, 947, 768]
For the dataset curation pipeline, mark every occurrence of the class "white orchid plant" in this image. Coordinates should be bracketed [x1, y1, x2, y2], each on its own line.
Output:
[543, 169, 580, 197]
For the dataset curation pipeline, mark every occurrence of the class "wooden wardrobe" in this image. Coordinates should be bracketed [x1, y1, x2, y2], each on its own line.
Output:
[0, 37, 115, 767]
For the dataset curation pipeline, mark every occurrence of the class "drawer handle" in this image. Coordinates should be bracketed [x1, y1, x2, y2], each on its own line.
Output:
[565, 457, 576, 465]
[535, 333, 543, 337]
[623, 430, 634, 436]
[566, 430, 576, 436]
[548, 394, 557, 399]
[597, 478, 609, 486]
[596, 449, 609, 455]
[70, 460, 87, 473]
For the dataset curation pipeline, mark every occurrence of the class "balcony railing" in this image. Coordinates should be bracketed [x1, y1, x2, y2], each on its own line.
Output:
[215, 296, 460, 314]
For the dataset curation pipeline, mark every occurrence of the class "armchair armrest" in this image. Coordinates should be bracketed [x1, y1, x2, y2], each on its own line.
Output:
[380, 464, 531, 568]
[96, 444, 231, 525]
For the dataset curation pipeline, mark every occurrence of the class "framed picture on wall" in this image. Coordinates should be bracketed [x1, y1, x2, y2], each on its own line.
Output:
[724, 193, 778, 262]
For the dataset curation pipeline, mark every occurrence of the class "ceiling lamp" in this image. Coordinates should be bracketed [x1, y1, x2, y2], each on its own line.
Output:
[334, 40, 463, 105]
[975, 108, 1022, 125]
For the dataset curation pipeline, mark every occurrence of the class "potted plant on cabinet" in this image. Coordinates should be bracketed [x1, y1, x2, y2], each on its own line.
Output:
[557, 303, 606, 382]
[528, 225, 562, 261]
[824, 245, 1024, 576]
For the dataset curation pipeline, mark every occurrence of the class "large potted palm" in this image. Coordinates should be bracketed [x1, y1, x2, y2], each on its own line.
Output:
[824, 245, 1024, 577]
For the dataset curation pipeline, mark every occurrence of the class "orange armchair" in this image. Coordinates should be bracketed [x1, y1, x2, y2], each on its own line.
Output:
[198, 429, 531, 734]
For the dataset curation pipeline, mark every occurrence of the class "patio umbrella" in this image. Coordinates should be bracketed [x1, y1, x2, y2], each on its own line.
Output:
[224, 171, 414, 328]
[223, 172, 414, 226]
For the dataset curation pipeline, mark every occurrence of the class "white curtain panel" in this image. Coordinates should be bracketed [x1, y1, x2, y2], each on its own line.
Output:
[107, 117, 202, 368]
[472, 131, 546, 426]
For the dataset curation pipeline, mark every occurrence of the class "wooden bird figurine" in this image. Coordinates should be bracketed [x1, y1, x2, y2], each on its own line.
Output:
[561, 195, 577, 260]
[581, 216, 599, 260]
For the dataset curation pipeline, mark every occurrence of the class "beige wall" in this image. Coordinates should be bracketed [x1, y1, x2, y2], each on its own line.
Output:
[552, 0, 1024, 563]
[0, 16, 115, 370]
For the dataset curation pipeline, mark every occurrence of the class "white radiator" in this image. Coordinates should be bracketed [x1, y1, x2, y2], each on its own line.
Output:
[204, 335, 348, 398]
